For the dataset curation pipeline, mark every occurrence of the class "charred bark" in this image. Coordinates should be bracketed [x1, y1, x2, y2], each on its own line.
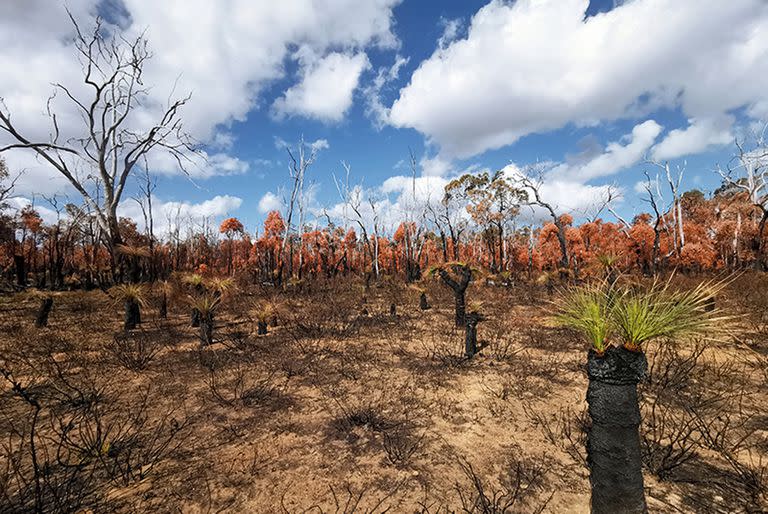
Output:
[191, 308, 200, 327]
[437, 264, 472, 327]
[464, 312, 481, 358]
[389, 303, 397, 318]
[14, 254, 25, 288]
[34, 297, 54, 328]
[419, 292, 430, 310]
[159, 293, 168, 319]
[123, 299, 141, 330]
[257, 320, 268, 335]
[199, 312, 213, 347]
[586, 347, 648, 514]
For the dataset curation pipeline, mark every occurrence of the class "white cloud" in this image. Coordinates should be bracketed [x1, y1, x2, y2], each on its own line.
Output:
[0, 1, 401, 193]
[272, 51, 370, 122]
[119, 194, 243, 237]
[549, 120, 662, 182]
[363, 54, 409, 128]
[420, 154, 454, 177]
[389, 0, 768, 159]
[437, 18, 463, 50]
[651, 116, 734, 160]
[258, 191, 283, 214]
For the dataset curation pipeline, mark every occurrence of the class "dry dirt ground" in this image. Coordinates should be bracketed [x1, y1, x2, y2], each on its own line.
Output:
[0, 274, 766, 513]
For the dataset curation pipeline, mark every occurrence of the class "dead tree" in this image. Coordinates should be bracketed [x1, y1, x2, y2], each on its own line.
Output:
[0, 13, 196, 279]
[717, 122, 768, 269]
[515, 171, 569, 270]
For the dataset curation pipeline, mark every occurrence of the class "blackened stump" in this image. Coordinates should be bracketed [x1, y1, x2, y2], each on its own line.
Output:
[159, 293, 168, 319]
[200, 313, 213, 346]
[419, 292, 429, 310]
[124, 299, 141, 330]
[257, 320, 268, 335]
[464, 312, 481, 358]
[35, 297, 54, 328]
[586, 346, 648, 514]
[191, 308, 200, 327]
[390, 303, 397, 318]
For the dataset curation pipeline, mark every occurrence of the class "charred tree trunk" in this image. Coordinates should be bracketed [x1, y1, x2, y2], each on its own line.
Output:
[159, 293, 168, 319]
[14, 254, 25, 288]
[438, 265, 472, 327]
[389, 303, 397, 318]
[124, 299, 141, 330]
[257, 320, 268, 335]
[454, 292, 466, 328]
[464, 312, 480, 358]
[199, 312, 213, 346]
[586, 347, 648, 514]
[419, 292, 430, 310]
[191, 308, 200, 327]
[35, 297, 54, 328]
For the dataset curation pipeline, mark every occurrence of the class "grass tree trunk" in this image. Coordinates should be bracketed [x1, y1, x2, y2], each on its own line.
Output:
[464, 312, 480, 358]
[35, 297, 54, 328]
[191, 308, 200, 327]
[124, 299, 141, 330]
[200, 312, 214, 346]
[586, 346, 648, 514]
[390, 302, 397, 318]
[257, 320, 268, 335]
[419, 292, 429, 310]
[159, 293, 168, 319]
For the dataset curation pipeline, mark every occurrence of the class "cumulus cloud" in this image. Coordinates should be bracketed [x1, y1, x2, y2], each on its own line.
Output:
[549, 120, 662, 182]
[258, 191, 283, 214]
[118, 194, 243, 237]
[389, 0, 768, 159]
[0, 0, 401, 192]
[272, 51, 371, 122]
[363, 54, 409, 128]
[651, 116, 735, 160]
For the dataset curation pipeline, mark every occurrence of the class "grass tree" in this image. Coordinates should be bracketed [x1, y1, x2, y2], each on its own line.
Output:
[190, 294, 220, 347]
[112, 284, 147, 330]
[253, 300, 277, 335]
[183, 274, 205, 326]
[156, 280, 173, 319]
[555, 277, 729, 514]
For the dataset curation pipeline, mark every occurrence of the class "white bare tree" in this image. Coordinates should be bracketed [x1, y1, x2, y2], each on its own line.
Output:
[0, 13, 197, 277]
[717, 122, 768, 268]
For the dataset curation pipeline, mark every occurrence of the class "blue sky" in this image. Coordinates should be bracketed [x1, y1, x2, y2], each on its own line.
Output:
[2, 0, 766, 235]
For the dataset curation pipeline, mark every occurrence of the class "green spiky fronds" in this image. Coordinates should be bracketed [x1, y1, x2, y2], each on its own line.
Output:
[110, 284, 148, 305]
[183, 273, 204, 288]
[207, 277, 236, 295]
[188, 293, 221, 316]
[253, 300, 276, 322]
[595, 253, 620, 269]
[554, 275, 735, 354]
[612, 277, 732, 351]
[553, 282, 615, 354]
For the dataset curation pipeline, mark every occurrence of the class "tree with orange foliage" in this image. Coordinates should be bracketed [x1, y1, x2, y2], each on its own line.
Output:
[220, 217, 244, 275]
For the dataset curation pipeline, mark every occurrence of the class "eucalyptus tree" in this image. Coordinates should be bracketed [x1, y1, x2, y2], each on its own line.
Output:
[445, 169, 526, 272]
